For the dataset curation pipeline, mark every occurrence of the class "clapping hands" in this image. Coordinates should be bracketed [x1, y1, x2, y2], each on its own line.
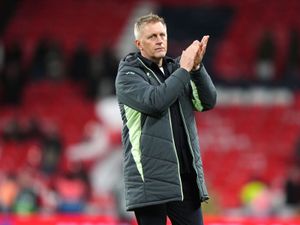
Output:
[180, 35, 209, 72]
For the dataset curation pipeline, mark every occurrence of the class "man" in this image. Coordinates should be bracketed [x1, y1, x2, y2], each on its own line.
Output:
[115, 13, 217, 225]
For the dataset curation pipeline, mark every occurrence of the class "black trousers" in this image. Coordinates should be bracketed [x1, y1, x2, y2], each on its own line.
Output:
[134, 174, 204, 225]
[134, 200, 204, 225]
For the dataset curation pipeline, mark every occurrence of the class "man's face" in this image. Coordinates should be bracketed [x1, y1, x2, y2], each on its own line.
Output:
[135, 22, 167, 65]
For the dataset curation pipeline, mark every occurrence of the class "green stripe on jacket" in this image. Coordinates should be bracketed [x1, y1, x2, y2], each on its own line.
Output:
[190, 80, 203, 111]
[124, 105, 144, 181]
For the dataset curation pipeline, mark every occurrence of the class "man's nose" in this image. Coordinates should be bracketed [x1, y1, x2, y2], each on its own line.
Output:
[156, 37, 163, 44]
[155, 35, 164, 42]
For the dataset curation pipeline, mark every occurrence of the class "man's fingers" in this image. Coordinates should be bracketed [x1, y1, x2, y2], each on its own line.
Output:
[189, 40, 200, 50]
[202, 35, 209, 47]
[199, 36, 209, 55]
[192, 40, 200, 46]
[180, 40, 202, 71]
[184, 41, 200, 58]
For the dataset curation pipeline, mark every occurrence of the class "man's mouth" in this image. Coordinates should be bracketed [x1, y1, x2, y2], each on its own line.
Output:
[155, 47, 165, 51]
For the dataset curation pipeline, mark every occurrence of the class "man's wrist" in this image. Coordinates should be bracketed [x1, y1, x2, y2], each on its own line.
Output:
[192, 64, 201, 72]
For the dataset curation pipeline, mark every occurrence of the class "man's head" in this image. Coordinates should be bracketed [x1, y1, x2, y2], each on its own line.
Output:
[134, 13, 167, 66]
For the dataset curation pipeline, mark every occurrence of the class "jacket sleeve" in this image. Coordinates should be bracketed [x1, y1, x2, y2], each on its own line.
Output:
[190, 64, 217, 111]
[116, 66, 190, 117]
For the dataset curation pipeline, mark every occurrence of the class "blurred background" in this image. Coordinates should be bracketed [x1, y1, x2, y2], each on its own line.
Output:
[0, 0, 300, 224]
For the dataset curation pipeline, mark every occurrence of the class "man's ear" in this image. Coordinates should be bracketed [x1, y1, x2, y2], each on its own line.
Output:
[135, 40, 142, 50]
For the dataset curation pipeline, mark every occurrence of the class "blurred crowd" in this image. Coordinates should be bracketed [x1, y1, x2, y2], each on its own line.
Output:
[0, 118, 89, 215]
[0, 100, 130, 221]
[237, 145, 300, 218]
[0, 38, 132, 222]
[254, 29, 300, 89]
[0, 38, 119, 106]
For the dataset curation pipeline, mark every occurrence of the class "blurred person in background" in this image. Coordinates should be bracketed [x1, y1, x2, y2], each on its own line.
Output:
[239, 177, 272, 217]
[69, 42, 91, 82]
[55, 162, 89, 214]
[4, 41, 23, 67]
[0, 173, 19, 212]
[97, 45, 118, 97]
[1, 117, 25, 142]
[255, 31, 276, 83]
[283, 28, 300, 89]
[115, 13, 217, 225]
[30, 38, 49, 80]
[293, 136, 300, 167]
[39, 123, 63, 176]
[1, 61, 25, 105]
[45, 40, 65, 80]
[87, 45, 118, 100]
[285, 166, 300, 206]
[12, 169, 39, 215]
[1, 116, 43, 143]
[1, 41, 25, 105]
[23, 116, 44, 141]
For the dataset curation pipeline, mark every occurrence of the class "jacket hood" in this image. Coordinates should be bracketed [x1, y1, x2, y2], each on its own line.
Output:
[118, 52, 140, 71]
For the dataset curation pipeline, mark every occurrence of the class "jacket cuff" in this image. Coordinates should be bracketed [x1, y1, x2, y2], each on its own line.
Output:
[190, 63, 203, 75]
[173, 68, 190, 85]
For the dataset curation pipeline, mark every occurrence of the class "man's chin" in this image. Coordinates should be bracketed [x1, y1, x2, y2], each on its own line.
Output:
[155, 52, 167, 58]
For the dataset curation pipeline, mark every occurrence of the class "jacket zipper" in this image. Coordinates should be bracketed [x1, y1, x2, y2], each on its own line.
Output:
[137, 58, 184, 200]
[178, 101, 205, 199]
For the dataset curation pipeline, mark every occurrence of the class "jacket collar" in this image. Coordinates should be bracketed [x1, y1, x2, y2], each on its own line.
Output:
[120, 52, 177, 73]
[137, 52, 175, 67]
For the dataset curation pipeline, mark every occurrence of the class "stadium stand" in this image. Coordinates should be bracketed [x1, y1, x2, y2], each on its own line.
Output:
[213, 0, 300, 83]
[3, 0, 137, 63]
[0, 0, 300, 223]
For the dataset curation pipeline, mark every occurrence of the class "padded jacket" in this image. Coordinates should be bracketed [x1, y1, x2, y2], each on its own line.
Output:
[115, 52, 217, 211]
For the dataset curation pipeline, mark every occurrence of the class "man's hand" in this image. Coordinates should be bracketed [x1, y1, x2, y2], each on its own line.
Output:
[180, 40, 200, 72]
[192, 35, 209, 71]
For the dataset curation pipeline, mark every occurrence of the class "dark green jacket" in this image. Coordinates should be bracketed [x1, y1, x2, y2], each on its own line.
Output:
[115, 52, 217, 211]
